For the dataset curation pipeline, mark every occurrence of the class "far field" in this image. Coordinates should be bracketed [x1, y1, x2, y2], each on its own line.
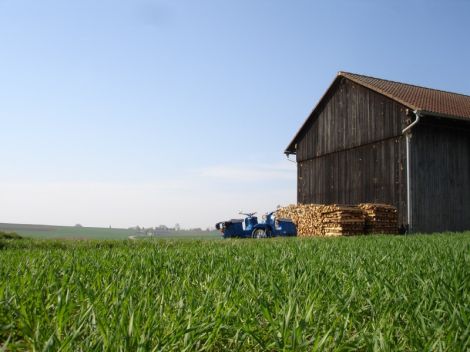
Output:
[1, 233, 469, 351]
[0, 223, 220, 240]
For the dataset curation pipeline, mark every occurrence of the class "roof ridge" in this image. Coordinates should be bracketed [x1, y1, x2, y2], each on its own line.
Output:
[338, 71, 470, 99]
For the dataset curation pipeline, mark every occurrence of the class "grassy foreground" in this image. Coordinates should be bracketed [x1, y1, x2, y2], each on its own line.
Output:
[1, 234, 469, 351]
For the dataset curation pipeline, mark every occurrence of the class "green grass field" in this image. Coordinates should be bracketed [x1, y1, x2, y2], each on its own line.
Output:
[1, 234, 469, 351]
[0, 223, 220, 240]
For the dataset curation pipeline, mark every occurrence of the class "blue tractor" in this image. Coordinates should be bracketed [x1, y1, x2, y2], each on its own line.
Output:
[215, 211, 297, 239]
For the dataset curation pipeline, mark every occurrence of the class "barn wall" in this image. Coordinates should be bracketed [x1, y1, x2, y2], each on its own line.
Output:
[296, 77, 408, 227]
[298, 137, 407, 227]
[411, 118, 470, 232]
[296, 78, 408, 162]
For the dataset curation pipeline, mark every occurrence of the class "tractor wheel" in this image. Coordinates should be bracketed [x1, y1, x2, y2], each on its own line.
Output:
[252, 228, 267, 239]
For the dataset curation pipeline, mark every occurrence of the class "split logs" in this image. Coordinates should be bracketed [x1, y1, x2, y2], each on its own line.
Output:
[358, 203, 399, 234]
[276, 203, 398, 237]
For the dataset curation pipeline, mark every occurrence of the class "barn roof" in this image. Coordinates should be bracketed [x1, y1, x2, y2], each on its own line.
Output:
[285, 71, 470, 154]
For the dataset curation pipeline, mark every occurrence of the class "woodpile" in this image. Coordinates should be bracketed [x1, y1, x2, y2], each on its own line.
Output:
[276, 204, 365, 237]
[276, 203, 399, 237]
[276, 204, 323, 237]
[358, 203, 398, 234]
[321, 205, 365, 237]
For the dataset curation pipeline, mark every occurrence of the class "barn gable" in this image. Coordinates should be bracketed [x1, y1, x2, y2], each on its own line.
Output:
[286, 72, 470, 155]
[294, 77, 408, 227]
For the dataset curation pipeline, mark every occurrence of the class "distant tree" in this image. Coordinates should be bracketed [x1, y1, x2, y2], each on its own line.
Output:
[75, 224, 83, 228]
[175, 223, 181, 231]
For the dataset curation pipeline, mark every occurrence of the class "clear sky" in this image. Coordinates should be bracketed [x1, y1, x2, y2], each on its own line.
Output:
[1, 0, 469, 229]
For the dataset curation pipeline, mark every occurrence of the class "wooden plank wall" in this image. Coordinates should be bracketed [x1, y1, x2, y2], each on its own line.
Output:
[298, 137, 407, 227]
[411, 119, 470, 232]
[296, 78, 407, 161]
[296, 77, 408, 227]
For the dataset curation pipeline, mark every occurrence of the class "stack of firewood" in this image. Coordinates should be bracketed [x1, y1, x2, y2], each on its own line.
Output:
[276, 204, 365, 237]
[358, 203, 398, 234]
[277, 203, 399, 237]
[321, 205, 365, 236]
[276, 204, 323, 236]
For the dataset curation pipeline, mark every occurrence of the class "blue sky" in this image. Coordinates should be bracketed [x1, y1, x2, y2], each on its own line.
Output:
[1, 0, 469, 228]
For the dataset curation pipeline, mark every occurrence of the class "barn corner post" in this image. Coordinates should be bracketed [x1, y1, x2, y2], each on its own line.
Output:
[402, 110, 422, 234]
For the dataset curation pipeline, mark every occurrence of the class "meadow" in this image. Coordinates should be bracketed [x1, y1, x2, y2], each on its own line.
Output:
[0, 223, 219, 240]
[0, 234, 469, 351]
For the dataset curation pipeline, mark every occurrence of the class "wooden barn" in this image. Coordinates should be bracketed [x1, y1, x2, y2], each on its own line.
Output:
[285, 72, 470, 233]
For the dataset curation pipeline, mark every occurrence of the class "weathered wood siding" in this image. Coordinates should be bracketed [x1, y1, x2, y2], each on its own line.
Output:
[295, 77, 409, 227]
[298, 138, 407, 226]
[296, 78, 407, 161]
[411, 118, 470, 232]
